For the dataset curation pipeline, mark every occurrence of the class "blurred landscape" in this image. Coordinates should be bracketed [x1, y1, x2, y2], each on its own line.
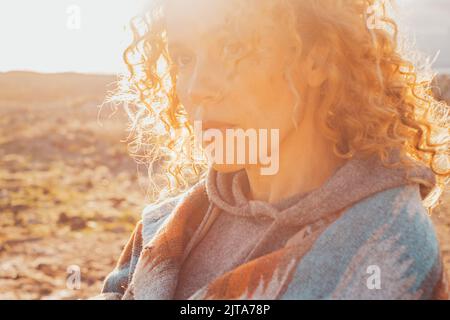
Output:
[0, 71, 150, 299]
[0, 70, 449, 299]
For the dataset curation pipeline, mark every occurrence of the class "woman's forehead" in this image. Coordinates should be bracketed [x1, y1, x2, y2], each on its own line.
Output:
[165, 0, 233, 36]
[164, 0, 266, 45]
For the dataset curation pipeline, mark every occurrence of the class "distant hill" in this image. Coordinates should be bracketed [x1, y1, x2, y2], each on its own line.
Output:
[0, 71, 116, 104]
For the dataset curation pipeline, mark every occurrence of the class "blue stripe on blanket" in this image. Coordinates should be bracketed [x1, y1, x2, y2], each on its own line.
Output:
[141, 195, 182, 245]
[102, 262, 131, 294]
[281, 185, 440, 300]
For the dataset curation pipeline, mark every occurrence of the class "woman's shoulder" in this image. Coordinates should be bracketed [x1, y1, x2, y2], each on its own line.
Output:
[282, 184, 445, 299]
[140, 181, 208, 244]
[140, 195, 181, 244]
[330, 184, 438, 249]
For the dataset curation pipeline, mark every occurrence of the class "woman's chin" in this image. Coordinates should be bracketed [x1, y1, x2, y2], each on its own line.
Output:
[211, 163, 245, 173]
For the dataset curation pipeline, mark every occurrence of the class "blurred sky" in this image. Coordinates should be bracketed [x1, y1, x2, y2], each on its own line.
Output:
[0, 0, 449, 74]
[396, 0, 450, 72]
[0, 0, 147, 74]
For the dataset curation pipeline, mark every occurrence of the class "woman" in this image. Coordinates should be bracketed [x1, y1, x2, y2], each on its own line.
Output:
[95, 0, 449, 299]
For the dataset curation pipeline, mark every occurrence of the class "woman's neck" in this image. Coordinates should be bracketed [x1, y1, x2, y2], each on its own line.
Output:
[245, 115, 347, 204]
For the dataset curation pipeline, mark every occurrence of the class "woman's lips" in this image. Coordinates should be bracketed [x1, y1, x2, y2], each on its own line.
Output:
[200, 120, 236, 131]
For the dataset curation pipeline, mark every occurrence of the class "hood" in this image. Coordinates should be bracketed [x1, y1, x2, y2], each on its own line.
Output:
[202, 151, 436, 262]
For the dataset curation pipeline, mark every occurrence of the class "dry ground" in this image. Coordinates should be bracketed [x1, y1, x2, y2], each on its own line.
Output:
[0, 72, 149, 299]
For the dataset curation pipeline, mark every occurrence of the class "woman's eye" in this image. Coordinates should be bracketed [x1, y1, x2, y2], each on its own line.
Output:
[223, 42, 245, 58]
[173, 53, 193, 68]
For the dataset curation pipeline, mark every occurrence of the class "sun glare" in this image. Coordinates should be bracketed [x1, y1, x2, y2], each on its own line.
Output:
[0, 0, 148, 74]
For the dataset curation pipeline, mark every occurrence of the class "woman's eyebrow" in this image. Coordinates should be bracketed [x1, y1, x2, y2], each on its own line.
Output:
[167, 23, 242, 53]
[167, 41, 187, 52]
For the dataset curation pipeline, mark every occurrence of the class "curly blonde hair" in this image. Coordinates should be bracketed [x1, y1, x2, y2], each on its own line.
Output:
[109, 0, 449, 212]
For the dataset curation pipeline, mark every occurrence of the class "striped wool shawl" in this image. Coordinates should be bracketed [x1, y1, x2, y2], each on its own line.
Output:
[93, 153, 449, 300]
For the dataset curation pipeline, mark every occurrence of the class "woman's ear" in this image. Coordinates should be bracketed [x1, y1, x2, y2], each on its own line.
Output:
[305, 43, 331, 88]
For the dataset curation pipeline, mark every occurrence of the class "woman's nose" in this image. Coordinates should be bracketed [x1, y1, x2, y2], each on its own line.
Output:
[187, 60, 222, 106]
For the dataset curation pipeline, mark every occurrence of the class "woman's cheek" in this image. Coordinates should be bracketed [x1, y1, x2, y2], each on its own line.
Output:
[175, 77, 193, 114]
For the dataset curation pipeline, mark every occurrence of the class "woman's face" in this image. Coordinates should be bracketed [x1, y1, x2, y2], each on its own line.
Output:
[165, 0, 307, 172]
